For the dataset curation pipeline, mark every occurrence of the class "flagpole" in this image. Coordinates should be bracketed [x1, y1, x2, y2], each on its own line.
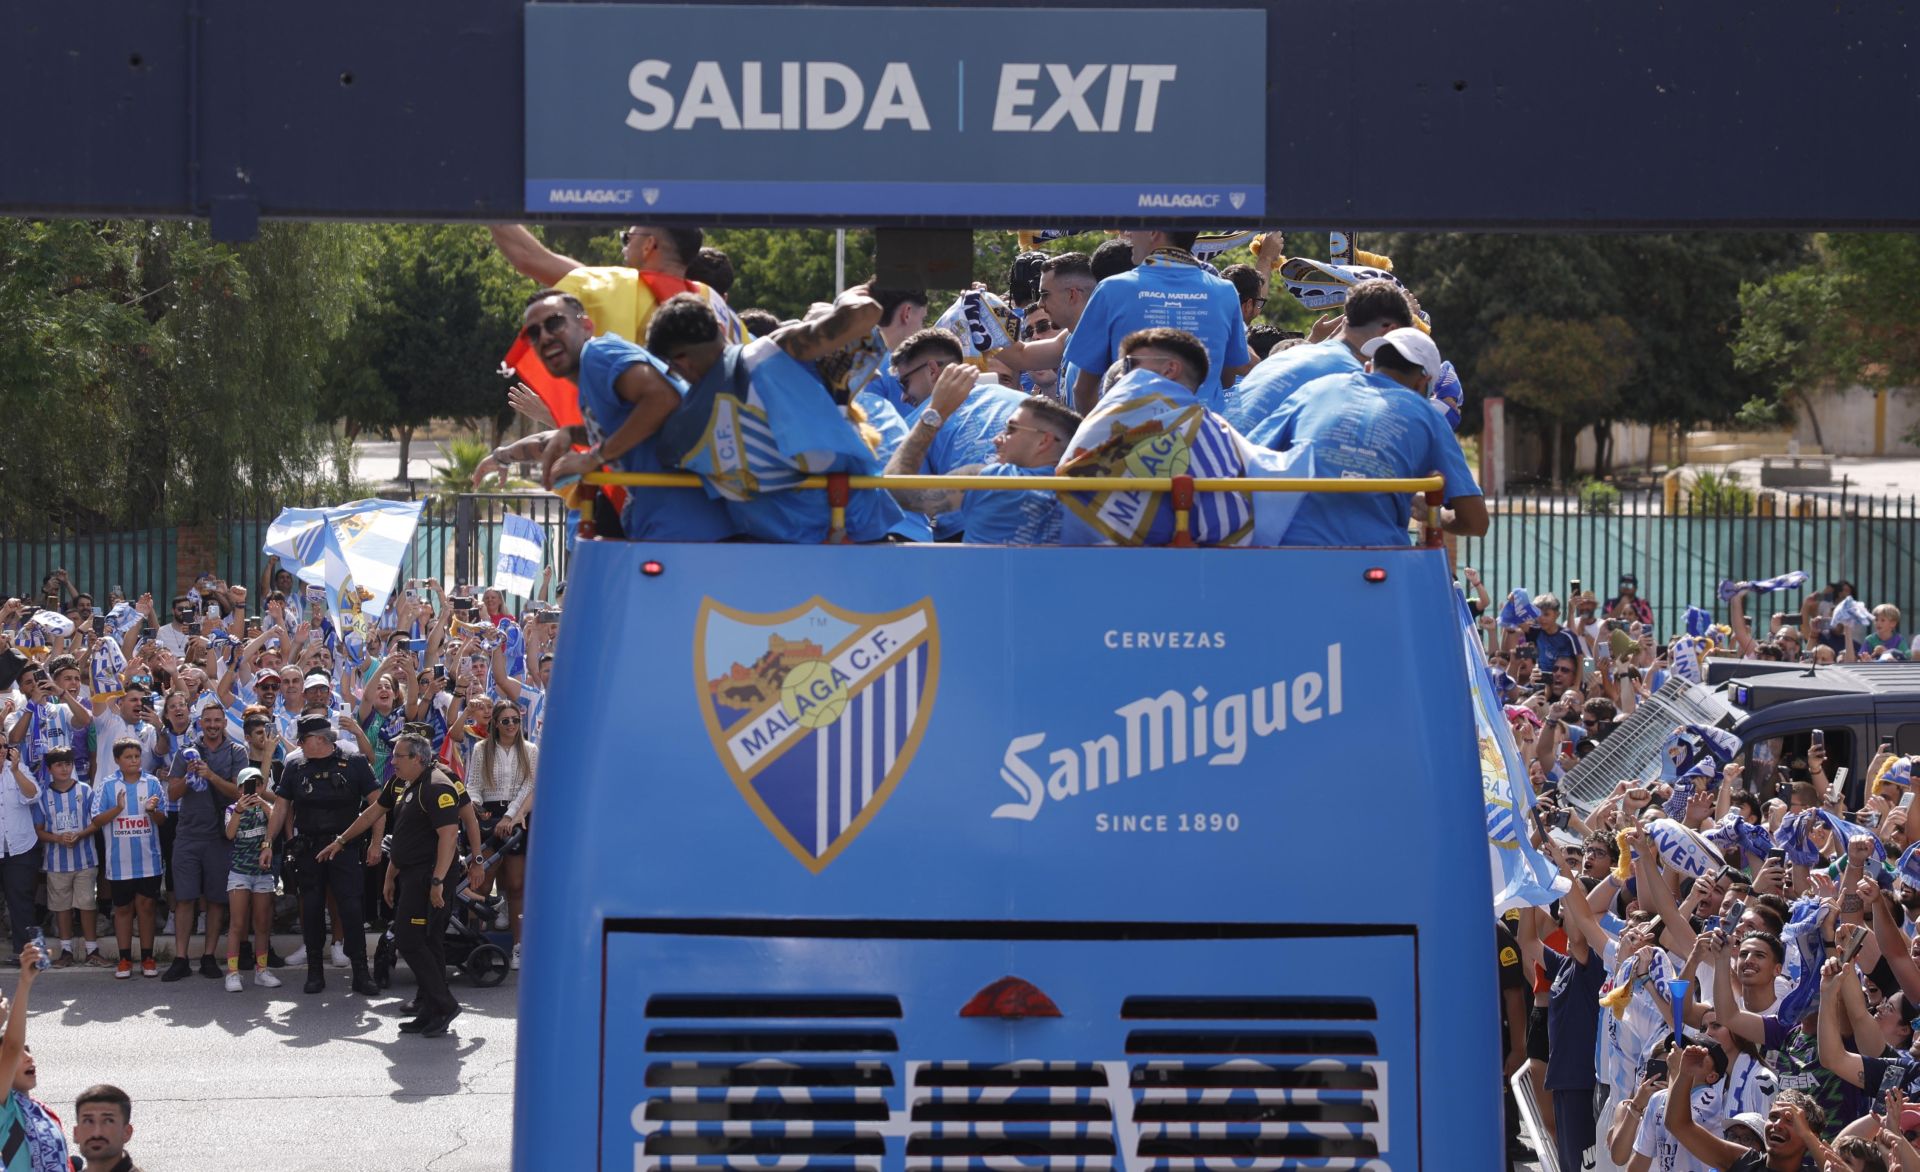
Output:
[835, 228, 846, 293]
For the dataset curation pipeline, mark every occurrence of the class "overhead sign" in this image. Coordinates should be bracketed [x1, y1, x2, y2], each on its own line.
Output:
[523, 4, 1266, 216]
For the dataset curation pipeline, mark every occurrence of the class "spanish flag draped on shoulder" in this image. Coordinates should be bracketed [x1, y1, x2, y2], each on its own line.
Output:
[1056, 367, 1312, 547]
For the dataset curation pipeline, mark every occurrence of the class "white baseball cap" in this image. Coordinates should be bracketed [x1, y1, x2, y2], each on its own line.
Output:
[302, 672, 332, 691]
[1359, 327, 1444, 383]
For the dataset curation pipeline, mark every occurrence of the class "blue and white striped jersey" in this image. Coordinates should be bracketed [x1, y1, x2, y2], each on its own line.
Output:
[93, 773, 165, 880]
[36, 783, 97, 873]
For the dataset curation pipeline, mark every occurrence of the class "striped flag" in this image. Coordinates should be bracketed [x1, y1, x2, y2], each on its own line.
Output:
[263, 499, 424, 651]
[494, 512, 545, 598]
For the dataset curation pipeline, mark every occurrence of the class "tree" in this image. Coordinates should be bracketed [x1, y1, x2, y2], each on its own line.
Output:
[0, 219, 370, 530]
[1480, 316, 1638, 485]
[318, 225, 527, 472]
[1370, 232, 1807, 450]
[1733, 233, 1920, 446]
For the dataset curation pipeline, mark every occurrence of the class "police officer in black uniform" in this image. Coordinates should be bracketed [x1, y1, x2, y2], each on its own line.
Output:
[275, 713, 381, 996]
[383, 732, 465, 1036]
[321, 728, 485, 1028]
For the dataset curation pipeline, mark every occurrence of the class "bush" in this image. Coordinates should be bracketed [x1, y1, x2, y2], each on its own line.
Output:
[1578, 479, 1621, 515]
[1688, 468, 1755, 515]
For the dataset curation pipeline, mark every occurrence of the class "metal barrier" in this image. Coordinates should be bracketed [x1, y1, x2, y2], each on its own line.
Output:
[1459, 486, 1920, 637]
[579, 470, 1449, 549]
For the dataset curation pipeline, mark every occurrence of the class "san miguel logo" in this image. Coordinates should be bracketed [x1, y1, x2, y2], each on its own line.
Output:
[694, 597, 939, 872]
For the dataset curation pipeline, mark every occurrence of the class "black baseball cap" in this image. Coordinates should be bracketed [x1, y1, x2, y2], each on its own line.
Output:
[295, 714, 333, 740]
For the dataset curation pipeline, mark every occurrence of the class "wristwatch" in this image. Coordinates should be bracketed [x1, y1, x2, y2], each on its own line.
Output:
[918, 408, 944, 430]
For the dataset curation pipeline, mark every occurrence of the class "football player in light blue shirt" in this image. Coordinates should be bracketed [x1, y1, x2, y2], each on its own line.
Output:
[993, 253, 1096, 411]
[1259, 329, 1489, 548]
[888, 328, 1031, 540]
[530, 290, 738, 542]
[1233, 277, 1418, 439]
[883, 365, 1080, 546]
[1062, 231, 1251, 414]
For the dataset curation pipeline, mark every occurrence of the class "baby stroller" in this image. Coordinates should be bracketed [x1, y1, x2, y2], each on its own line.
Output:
[372, 827, 525, 990]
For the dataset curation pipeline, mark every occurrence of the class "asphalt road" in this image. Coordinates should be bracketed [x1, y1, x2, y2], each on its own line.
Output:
[19, 950, 516, 1171]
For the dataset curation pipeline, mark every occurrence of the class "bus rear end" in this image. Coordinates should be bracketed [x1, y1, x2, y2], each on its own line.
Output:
[517, 540, 1497, 1170]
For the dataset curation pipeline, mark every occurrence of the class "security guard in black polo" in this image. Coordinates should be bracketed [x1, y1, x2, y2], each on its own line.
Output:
[275, 712, 381, 995]
[383, 732, 464, 1036]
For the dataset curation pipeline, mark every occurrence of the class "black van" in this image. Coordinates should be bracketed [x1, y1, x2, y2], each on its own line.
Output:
[1564, 661, 1920, 811]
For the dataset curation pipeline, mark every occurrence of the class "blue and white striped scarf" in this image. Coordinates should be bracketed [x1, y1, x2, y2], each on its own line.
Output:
[1703, 812, 1774, 867]
[1717, 570, 1807, 602]
[1500, 589, 1542, 629]
[1684, 605, 1713, 637]
[1775, 807, 1884, 870]
[1835, 596, 1875, 632]
[1430, 360, 1462, 430]
[89, 636, 127, 702]
[1775, 896, 1832, 1023]
[1663, 723, 1741, 777]
[1057, 369, 1257, 547]
[670, 338, 882, 502]
[1671, 636, 1708, 684]
[933, 290, 1021, 366]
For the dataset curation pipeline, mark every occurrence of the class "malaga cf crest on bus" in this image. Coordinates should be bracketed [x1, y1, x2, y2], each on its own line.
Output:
[694, 597, 940, 872]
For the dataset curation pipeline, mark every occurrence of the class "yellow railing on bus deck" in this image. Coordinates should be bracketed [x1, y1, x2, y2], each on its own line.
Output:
[574, 470, 1449, 548]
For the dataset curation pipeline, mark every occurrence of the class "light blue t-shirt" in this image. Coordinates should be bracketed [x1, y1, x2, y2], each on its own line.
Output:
[856, 390, 909, 462]
[961, 463, 1062, 546]
[902, 384, 1027, 539]
[1062, 256, 1249, 411]
[1233, 338, 1364, 439]
[575, 333, 738, 542]
[1260, 370, 1481, 548]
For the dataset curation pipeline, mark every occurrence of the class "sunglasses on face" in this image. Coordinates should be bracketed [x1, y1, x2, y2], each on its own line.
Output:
[496, 716, 520, 725]
[522, 312, 571, 342]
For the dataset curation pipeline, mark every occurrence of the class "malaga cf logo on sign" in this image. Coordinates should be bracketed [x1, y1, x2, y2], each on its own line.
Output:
[694, 597, 940, 871]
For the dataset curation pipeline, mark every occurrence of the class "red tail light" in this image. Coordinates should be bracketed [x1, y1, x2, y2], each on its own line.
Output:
[959, 976, 1062, 1019]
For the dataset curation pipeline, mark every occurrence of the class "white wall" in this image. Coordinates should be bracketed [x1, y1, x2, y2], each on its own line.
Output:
[1793, 385, 1920, 456]
[1572, 421, 1655, 473]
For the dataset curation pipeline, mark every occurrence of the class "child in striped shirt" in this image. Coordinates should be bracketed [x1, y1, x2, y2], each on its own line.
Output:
[33, 748, 106, 968]
[91, 739, 168, 979]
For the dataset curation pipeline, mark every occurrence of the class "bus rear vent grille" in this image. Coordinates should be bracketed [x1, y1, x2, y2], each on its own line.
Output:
[908, 1062, 1116, 1172]
[1124, 996, 1386, 1170]
[641, 995, 900, 1172]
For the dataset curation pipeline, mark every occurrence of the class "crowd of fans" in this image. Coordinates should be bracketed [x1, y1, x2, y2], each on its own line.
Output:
[1479, 568, 1920, 1172]
[0, 564, 549, 997]
[13, 223, 1913, 1170]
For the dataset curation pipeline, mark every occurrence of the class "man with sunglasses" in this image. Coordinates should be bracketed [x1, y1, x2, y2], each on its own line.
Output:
[885, 327, 1030, 540]
[883, 364, 1081, 546]
[488, 222, 743, 351]
[153, 596, 197, 659]
[529, 290, 738, 542]
[993, 253, 1096, 410]
[1220, 263, 1268, 326]
[88, 685, 155, 787]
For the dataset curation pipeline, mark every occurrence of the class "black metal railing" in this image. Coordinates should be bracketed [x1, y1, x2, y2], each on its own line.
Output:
[1, 492, 573, 608]
[1457, 486, 1920, 635]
